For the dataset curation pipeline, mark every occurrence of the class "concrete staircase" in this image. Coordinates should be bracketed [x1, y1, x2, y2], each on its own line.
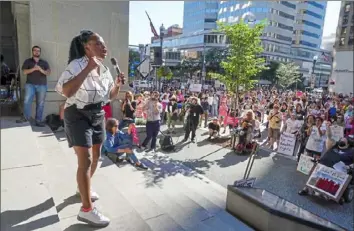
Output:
[1, 117, 254, 231]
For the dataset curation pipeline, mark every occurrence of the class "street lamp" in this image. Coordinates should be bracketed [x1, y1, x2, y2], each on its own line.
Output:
[311, 55, 318, 88]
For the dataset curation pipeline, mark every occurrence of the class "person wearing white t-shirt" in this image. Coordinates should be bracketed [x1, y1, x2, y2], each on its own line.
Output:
[305, 117, 326, 159]
[282, 113, 301, 134]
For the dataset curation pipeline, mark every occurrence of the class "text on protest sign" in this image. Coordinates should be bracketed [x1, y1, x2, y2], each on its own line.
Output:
[306, 164, 352, 202]
[330, 125, 344, 142]
[278, 132, 296, 156]
[297, 155, 314, 175]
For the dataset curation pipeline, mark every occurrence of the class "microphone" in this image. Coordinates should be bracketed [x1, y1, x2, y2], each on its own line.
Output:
[110, 57, 124, 84]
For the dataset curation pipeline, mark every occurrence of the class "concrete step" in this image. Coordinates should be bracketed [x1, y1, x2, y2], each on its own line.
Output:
[0, 118, 61, 231]
[31, 124, 254, 231]
[142, 153, 254, 231]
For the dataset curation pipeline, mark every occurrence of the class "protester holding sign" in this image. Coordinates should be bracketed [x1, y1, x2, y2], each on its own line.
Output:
[305, 117, 327, 159]
[282, 113, 301, 135]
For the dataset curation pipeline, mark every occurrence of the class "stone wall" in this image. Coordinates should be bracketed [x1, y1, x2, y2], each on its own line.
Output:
[15, 0, 130, 119]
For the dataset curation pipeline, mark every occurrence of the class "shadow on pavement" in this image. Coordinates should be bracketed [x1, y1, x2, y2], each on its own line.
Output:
[62, 224, 106, 231]
[0, 198, 60, 231]
[56, 194, 81, 214]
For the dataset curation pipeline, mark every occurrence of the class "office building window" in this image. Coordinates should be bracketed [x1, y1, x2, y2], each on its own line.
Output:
[280, 1, 296, 9]
[306, 1, 325, 10]
[304, 10, 323, 19]
[301, 30, 320, 38]
[301, 20, 321, 29]
[341, 27, 347, 35]
[276, 34, 292, 42]
[278, 10, 295, 20]
[344, 3, 351, 13]
[299, 40, 318, 48]
[340, 37, 346, 46]
[348, 36, 354, 46]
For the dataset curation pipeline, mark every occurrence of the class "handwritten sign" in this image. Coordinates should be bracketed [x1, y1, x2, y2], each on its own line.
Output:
[297, 155, 315, 175]
[330, 125, 344, 142]
[278, 132, 296, 156]
[306, 164, 352, 202]
[234, 177, 256, 188]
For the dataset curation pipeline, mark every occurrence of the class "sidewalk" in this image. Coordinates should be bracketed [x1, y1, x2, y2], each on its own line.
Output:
[143, 123, 353, 231]
[1, 117, 253, 231]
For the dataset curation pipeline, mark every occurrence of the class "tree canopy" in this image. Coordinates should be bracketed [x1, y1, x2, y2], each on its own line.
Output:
[209, 20, 266, 94]
[156, 66, 173, 80]
[275, 62, 301, 89]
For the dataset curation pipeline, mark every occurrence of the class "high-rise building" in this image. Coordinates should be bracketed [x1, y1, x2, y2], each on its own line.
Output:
[182, 1, 219, 35]
[218, 1, 331, 87]
[330, 1, 354, 94]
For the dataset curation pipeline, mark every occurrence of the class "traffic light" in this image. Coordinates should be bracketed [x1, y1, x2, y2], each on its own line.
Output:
[150, 46, 162, 66]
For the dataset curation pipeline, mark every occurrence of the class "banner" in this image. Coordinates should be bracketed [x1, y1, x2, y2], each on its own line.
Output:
[297, 155, 315, 175]
[278, 132, 296, 156]
[306, 164, 352, 202]
[330, 125, 344, 142]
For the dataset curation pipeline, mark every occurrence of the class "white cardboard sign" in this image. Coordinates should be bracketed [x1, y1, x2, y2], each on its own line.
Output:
[278, 132, 296, 156]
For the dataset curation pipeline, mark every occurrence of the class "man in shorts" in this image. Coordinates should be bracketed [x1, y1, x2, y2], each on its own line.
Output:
[267, 104, 281, 150]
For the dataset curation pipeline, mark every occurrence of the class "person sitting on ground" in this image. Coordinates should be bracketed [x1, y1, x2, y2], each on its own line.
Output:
[208, 117, 220, 140]
[298, 135, 354, 196]
[103, 118, 147, 170]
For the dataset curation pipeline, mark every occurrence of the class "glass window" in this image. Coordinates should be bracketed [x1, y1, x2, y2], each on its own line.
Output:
[339, 37, 345, 46]
[306, 1, 325, 10]
[345, 3, 351, 13]
[302, 30, 320, 38]
[304, 10, 323, 19]
[280, 1, 296, 9]
[278, 11, 295, 20]
[299, 40, 318, 48]
[341, 27, 347, 35]
[302, 20, 321, 29]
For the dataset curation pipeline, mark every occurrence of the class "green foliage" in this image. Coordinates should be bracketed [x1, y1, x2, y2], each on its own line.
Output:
[209, 20, 267, 92]
[275, 62, 301, 89]
[157, 66, 173, 80]
[204, 47, 229, 73]
[258, 61, 280, 84]
[178, 58, 201, 79]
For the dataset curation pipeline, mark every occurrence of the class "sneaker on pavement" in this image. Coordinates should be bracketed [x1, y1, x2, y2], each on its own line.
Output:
[135, 163, 148, 170]
[77, 207, 110, 227]
[35, 121, 46, 127]
[16, 116, 28, 123]
[76, 188, 100, 201]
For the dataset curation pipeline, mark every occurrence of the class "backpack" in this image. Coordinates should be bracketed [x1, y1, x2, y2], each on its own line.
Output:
[159, 134, 175, 151]
[45, 114, 63, 132]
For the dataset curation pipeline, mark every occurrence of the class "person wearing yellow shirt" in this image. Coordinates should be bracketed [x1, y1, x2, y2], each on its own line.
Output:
[267, 104, 282, 150]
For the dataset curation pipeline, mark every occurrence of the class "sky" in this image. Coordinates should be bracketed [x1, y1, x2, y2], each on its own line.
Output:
[129, 1, 341, 46]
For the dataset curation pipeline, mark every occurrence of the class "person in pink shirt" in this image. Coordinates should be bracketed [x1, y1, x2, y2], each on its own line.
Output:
[176, 90, 184, 103]
[135, 94, 144, 119]
[223, 109, 239, 134]
[218, 102, 228, 129]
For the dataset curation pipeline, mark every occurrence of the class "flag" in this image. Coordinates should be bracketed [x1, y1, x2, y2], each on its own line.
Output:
[145, 11, 159, 39]
[321, 52, 331, 62]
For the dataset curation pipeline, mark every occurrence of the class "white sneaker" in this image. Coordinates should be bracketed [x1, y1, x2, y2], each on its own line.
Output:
[77, 207, 110, 227]
[76, 188, 100, 201]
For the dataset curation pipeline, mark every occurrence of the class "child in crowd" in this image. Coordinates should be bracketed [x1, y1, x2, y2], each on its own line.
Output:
[103, 118, 147, 170]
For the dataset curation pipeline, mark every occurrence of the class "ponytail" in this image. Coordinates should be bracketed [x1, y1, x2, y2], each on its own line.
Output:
[68, 30, 94, 64]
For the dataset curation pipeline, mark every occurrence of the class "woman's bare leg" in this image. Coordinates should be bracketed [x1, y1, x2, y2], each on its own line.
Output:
[74, 146, 92, 209]
[90, 143, 101, 177]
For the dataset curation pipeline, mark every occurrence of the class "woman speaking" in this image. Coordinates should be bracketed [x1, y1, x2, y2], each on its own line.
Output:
[55, 30, 124, 227]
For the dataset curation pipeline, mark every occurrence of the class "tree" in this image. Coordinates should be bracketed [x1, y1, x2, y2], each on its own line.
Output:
[156, 66, 173, 80]
[178, 58, 201, 79]
[258, 61, 280, 84]
[275, 62, 301, 89]
[209, 20, 267, 109]
[204, 47, 229, 74]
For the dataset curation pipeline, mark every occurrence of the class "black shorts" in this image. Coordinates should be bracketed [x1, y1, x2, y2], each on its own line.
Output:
[64, 104, 105, 148]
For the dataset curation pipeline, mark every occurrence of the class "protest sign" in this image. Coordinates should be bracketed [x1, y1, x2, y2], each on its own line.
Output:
[189, 84, 202, 92]
[306, 164, 352, 202]
[297, 155, 315, 175]
[234, 177, 256, 188]
[278, 132, 296, 156]
[330, 125, 344, 142]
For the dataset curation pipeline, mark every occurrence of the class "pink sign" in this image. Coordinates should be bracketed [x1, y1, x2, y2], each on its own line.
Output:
[296, 91, 303, 97]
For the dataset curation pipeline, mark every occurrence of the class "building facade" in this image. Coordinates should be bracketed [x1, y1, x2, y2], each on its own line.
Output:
[1, 1, 129, 118]
[330, 1, 354, 94]
[182, 1, 219, 35]
[151, 1, 332, 87]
